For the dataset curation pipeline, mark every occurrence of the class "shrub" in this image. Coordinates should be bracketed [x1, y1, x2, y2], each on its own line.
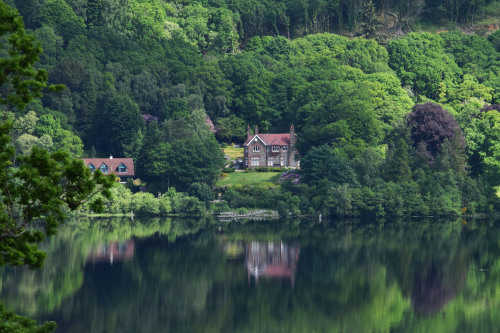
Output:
[236, 207, 248, 214]
[279, 170, 301, 184]
[188, 182, 214, 208]
[159, 197, 172, 214]
[211, 200, 230, 213]
[255, 167, 270, 172]
[130, 192, 161, 215]
[220, 172, 229, 178]
[175, 196, 206, 215]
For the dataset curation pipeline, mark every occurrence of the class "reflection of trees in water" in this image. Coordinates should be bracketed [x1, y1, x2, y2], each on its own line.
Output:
[245, 241, 300, 285]
[4, 217, 500, 332]
[402, 220, 469, 315]
[411, 261, 467, 315]
[0, 217, 206, 322]
[53, 231, 229, 333]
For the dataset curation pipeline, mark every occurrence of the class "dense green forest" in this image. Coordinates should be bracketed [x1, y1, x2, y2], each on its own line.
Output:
[3, 0, 500, 217]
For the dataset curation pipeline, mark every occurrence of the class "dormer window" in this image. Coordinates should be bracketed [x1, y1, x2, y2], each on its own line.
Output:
[88, 163, 95, 172]
[282, 146, 288, 152]
[272, 145, 279, 152]
[100, 163, 109, 173]
[118, 163, 127, 173]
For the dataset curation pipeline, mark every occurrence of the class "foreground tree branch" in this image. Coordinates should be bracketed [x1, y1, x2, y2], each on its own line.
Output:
[0, 120, 115, 269]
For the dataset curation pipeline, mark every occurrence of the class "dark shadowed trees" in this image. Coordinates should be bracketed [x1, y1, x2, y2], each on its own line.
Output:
[300, 144, 358, 186]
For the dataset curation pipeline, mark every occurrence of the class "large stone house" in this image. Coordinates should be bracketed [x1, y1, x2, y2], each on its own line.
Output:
[81, 156, 135, 182]
[243, 125, 298, 168]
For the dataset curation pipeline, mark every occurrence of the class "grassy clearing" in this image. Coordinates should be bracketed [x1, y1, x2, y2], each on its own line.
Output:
[223, 147, 244, 160]
[217, 171, 282, 187]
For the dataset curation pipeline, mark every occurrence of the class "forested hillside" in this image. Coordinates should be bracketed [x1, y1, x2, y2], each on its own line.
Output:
[3, 0, 500, 216]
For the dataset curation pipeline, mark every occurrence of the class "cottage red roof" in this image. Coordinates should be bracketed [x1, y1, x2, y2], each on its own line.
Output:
[81, 157, 135, 177]
[243, 133, 291, 146]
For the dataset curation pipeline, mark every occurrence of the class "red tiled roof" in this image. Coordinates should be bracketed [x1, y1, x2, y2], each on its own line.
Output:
[243, 133, 292, 146]
[81, 157, 135, 177]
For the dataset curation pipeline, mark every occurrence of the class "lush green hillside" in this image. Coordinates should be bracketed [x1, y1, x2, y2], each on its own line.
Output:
[2, 0, 500, 216]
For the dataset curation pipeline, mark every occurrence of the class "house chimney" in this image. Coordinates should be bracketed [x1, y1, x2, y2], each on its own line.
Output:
[110, 155, 113, 159]
[290, 125, 296, 146]
[247, 124, 251, 137]
[255, 125, 258, 135]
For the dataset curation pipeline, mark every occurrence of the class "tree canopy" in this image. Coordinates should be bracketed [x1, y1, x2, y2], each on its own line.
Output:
[1, 0, 500, 217]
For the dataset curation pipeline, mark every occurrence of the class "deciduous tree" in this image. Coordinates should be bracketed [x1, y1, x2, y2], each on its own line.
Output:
[0, 4, 115, 330]
[407, 102, 464, 163]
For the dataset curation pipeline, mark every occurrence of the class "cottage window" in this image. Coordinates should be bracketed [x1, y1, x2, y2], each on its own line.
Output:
[282, 146, 288, 152]
[272, 145, 279, 152]
[268, 159, 273, 166]
[253, 145, 260, 152]
[88, 163, 95, 172]
[281, 157, 285, 166]
[118, 163, 127, 173]
[100, 163, 109, 173]
[251, 157, 259, 166]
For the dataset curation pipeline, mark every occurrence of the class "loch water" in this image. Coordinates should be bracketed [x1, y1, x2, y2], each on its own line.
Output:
[1, 216, 500, 332]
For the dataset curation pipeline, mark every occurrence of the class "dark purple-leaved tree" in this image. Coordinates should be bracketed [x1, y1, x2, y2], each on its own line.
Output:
[408, 102, 464, 163]
[480, 104, 500, 112]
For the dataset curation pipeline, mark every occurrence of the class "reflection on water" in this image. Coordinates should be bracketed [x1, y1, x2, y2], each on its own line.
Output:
[245, 241, 300, 285]
[411, 262, 467, 315]
[1, 217, 500, 332]
[87, 240, 135, 264]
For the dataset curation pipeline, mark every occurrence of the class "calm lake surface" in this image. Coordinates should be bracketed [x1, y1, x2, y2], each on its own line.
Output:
[1, 216, 500, 332]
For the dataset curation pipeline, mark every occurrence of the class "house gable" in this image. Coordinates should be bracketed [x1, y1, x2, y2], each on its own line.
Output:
[270, 138, 281, 145]
[117, 163, 127, 173]
[99, 163, 109, 173]
[244, 135, 266, 147]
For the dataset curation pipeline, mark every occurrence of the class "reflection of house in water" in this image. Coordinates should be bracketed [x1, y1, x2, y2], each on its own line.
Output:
[246, 241, 300, 285]
[87, 240, 135, 264]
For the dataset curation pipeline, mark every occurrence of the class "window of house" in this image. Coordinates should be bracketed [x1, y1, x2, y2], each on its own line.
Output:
[118, 163, 127, 173]
[88, 163, 95, 172]
[281, 157, 285, 166]
[253, 145, 260, 152]
[268, 159, 273, 166]
[272, 145, 279, 152]
[251, 157, 259, 166]
[282, 146, 288, 152]
[100, 163, 109, 173]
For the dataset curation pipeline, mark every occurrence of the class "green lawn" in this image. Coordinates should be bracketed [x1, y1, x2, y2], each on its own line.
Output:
[217, 171, 282, 187]
[223, 147, 244, 160]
